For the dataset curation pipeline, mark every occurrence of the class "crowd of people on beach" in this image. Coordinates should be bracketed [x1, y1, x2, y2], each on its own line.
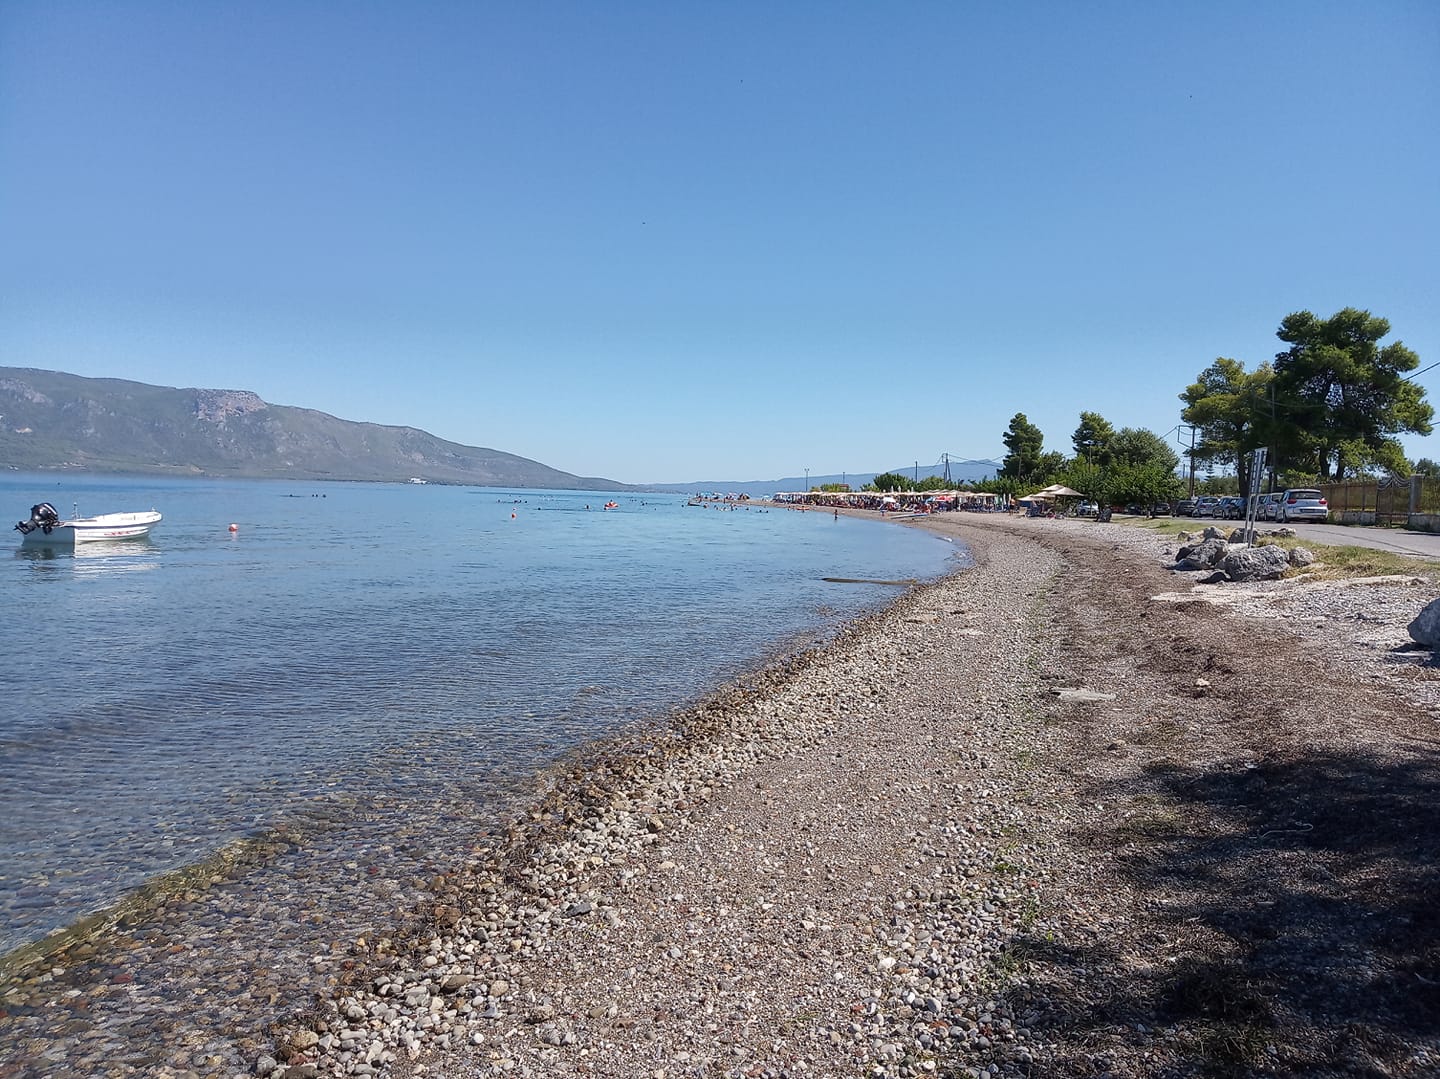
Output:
[771, 490, 1007, 513]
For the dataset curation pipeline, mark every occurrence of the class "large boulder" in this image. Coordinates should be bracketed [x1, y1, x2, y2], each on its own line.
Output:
[1289, 546, 1316, 568]
[1221, 545, 1291, 582]
[1409, 598, 1440, 649]
[1177, 537, 1229, 570]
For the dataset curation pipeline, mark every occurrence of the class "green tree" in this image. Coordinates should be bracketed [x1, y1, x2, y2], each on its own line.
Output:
[1415, 458, 1440, 478]
[1034, 450, 1068, 482]
[1116, 461, 1185, 508]
[914, 475, 951, 491]
[1110, 427, 1181, 473]
[1056, 459, 1109, 505]
[999, 413, 1044, 480]
[1071, 411, 1116, 466]
[973, 475, 1023, 499]
[1272, 307, 1433, 481]
[868, 471, 909, 492]
[1180, 358, 1276, 493]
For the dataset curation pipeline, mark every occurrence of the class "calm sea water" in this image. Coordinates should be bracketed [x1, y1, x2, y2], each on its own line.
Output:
[0, 474, 965, 953]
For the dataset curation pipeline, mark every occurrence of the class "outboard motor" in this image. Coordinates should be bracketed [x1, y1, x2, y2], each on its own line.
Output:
[14, 502, 60, 535]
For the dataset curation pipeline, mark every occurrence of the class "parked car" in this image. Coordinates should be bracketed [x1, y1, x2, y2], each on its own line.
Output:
[1150, 502, 1171, 515]
[1124, 503, 1143, 515]
[1075, 501, 1098, 517]
[1276, 488, 1329, 523]
[1174, 498, 1198, 516]
[1219, 496, 1245, 519]
[1196, 496, 1222, 518]
[1259, 492, 1285, 521]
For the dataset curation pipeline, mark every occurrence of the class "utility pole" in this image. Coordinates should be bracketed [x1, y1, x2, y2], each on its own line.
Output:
[1179, 425, 1198, 497]
[942, 452, 952, 486]
[804, 467, 809, 492]
[914, 461, 919, 486]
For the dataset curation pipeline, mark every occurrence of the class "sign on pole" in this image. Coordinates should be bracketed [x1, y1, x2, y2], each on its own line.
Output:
[1243, 447, 1268, 546]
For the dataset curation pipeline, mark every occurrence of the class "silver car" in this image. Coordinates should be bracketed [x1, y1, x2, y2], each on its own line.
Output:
[1276, 488, 1328, 523]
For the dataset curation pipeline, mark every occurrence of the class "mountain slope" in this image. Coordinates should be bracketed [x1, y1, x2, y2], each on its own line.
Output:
[0, 367, 624, 488]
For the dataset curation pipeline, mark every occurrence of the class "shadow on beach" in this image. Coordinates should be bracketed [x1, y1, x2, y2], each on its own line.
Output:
[1007, 748, 1440, 1076]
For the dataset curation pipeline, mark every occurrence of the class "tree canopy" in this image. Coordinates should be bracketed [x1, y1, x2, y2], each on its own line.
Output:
[1000, 413, 1044, 480]
[1179, 358, 1275, 492]
[1072, 411, 1116, 465]
[867, 472, 910, 492]
[1272, 308, 1432, 481]
[1110, 426, 1181, 473]
[1180, 309, 1431, 486]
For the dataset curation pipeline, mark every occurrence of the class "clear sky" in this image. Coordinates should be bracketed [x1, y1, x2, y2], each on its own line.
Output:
[2, 2, 1437, 485]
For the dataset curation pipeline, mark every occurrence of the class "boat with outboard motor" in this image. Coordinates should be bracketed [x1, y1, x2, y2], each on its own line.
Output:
[14, 503, 162, 545]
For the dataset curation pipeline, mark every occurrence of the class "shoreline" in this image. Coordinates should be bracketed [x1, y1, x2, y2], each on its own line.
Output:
[5, 514, 1438, 1077]
[0, 524, 989, 1077]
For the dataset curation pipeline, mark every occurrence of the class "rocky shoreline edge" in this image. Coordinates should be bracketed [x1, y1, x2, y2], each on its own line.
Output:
[6, 513, 1437, 1079]
[2, 518, 1071, 1071]
[260, 525, 1054, 1079]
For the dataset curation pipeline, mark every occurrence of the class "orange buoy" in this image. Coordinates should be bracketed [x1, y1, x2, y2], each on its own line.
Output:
[511, 512, 517, 519]
[228, 523, 239, 533]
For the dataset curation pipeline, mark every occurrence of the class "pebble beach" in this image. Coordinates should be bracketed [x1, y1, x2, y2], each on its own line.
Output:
[3, 512, 1437, 1078]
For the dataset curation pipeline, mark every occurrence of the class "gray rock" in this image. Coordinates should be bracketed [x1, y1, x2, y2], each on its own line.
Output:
[1177, 538, 1228, 569]
[1408, 597, 1440, 648]
[1289, 546, 1315, 567]
[1221, 545, 1290, 582]
[1054, 688, 1116, 702]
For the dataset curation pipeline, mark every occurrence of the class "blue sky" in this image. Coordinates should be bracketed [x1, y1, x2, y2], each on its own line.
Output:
[2, 2, 1437, 484]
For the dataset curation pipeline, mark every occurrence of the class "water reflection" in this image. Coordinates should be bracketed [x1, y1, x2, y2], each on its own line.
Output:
[14, 537, 160, 575]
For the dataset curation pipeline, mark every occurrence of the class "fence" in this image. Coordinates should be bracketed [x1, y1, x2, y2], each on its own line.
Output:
[1317, 476, 1440, 531]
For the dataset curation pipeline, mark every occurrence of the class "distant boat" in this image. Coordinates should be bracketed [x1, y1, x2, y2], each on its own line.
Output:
[14, 503, 162, 545]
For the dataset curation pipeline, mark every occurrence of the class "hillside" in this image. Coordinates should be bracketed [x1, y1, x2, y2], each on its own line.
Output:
[0, 367, 624, 489]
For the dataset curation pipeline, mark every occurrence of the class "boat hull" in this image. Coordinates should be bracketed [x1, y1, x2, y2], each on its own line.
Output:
[20, 511, 162, 545]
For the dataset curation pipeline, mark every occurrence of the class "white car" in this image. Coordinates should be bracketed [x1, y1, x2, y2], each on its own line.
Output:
[1276, 488, 1329, 523]
[1257, 492, 1285, 521]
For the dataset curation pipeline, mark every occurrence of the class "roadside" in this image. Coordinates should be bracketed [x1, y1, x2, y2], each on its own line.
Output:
[1111, 511, 1440, 561]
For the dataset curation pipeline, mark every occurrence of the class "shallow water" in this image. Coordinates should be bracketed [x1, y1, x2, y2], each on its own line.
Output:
[0, 474, 966, 953]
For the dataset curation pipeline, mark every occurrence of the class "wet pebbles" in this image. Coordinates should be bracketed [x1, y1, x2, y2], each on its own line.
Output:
[4, 525, 1080, 1078]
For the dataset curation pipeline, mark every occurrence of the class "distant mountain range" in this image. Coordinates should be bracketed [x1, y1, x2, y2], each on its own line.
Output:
[645, 460, 1003, 497]
[0, 366, 1002, 493]
[0, 367, 627, 489]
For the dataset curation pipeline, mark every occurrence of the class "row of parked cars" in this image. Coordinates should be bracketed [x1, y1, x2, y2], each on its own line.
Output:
[1171, 489, 1329, 523]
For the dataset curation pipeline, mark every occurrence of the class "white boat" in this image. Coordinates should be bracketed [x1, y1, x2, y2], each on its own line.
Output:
[14, 503, 162, 545]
